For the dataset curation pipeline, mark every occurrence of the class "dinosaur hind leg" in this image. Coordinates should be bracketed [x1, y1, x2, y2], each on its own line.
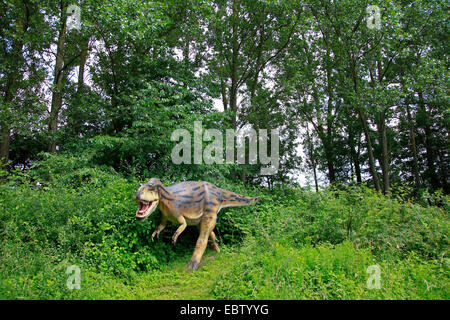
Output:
[195, 226, 220, 252]
[186, 215, 216, 271]
[209, 231, 220, 253]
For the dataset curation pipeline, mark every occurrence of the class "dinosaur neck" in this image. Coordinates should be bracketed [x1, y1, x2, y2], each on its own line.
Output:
[156, 182, 174, 205]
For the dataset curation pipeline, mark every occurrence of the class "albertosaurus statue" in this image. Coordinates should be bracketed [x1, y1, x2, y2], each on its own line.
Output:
[135, 178, 261, 271]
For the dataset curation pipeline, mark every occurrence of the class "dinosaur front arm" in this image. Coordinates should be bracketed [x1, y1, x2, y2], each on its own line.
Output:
[172, 215, 187, 244]
[151, 217, 167, 241]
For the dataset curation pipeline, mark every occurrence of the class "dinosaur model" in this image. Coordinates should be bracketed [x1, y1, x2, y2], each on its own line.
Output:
[135, 178, 261, 271]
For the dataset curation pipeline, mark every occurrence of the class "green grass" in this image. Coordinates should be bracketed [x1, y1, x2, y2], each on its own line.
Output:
[1, 238, 448, 300]
[0, 166, 448, 300]
[4, 242, 445, 300]
[124, 251, 232, 299]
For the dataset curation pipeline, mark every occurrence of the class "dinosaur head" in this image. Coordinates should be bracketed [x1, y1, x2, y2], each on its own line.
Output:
[135, 178, 161, 221]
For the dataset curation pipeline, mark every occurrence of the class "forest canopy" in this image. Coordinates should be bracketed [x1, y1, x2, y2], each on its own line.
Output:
[0, 0, 448, 193]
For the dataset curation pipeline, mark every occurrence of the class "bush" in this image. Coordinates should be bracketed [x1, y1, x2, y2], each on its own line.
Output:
[0, 164, 188, 291]
[212, 240, 449, 300]
[0, 159, 448, 299]
[245, 185, 449, 260]
[213, 240, 371, 299]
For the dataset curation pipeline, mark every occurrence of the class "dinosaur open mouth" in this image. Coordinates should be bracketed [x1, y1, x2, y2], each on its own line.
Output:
[136, 200, 158, 220]
[137, 201, 152, 214]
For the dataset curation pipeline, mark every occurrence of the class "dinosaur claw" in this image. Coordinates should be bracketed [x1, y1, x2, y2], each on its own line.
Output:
[185, 259, 199, 272]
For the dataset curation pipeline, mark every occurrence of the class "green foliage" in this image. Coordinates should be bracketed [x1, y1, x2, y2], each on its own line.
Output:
[249, 184, 449, 260]
[213, 240, 371, 299]
[0, 165, 448, 299]
[0, 0, 448, 300]
[212, 240, 449, 300]
[0, 163, 182, 295]
[210, 183, 449, 300]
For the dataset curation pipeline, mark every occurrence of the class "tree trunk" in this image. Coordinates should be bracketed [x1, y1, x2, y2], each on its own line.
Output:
[183, 32, 190, 61]
[220, 79, 228, 111]
[48, 2, 68, 152]
[350, 58, 380, 191]
[1, 1, 28, 165]
[358, 107, 381, 191]
[377, 109, 390, 194]
[312, 160, 319, 192]
[229, 0, 239, 129]
[354, 133, 362, 183]
[0, 126, 11, 165]
[324, 43, 336, 183]
[317, 125, 336, 183]
[1, 78, 14, 164]
[418, 91, 439, 189]
[405, 101, 421, 186]
[241, 170, 247, 184]
[436, 147, 449, 193]
[77, 38, 89, 93]
[325, 152, 336, 183]
[69, 37, 90, 136]
[348, 127, 362, 183]
[306, 125, 319, 192]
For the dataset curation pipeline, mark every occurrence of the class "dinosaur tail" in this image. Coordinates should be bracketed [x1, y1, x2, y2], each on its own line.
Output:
[219, 189, 262, 209]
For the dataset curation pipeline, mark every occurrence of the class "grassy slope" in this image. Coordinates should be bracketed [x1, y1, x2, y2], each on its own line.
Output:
[62, 243, 449, 300]
[105, 251, 230, 299]
[1, 234, 448, 300]
[58, 249, 231, 300]
[0, 169, 448, 300]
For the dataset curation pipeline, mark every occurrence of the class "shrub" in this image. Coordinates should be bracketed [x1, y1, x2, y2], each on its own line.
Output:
[212, 240, 449, 300]
[0, 160, 448, 299]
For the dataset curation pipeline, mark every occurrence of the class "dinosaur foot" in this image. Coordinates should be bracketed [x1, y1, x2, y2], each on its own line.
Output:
[151, 232, 159, 242]
[185, 259, 199, 272]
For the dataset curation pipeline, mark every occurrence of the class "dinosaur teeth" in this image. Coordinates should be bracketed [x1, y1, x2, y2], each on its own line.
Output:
[138, 201, 152, 214]
[136, 199, 159, 220]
